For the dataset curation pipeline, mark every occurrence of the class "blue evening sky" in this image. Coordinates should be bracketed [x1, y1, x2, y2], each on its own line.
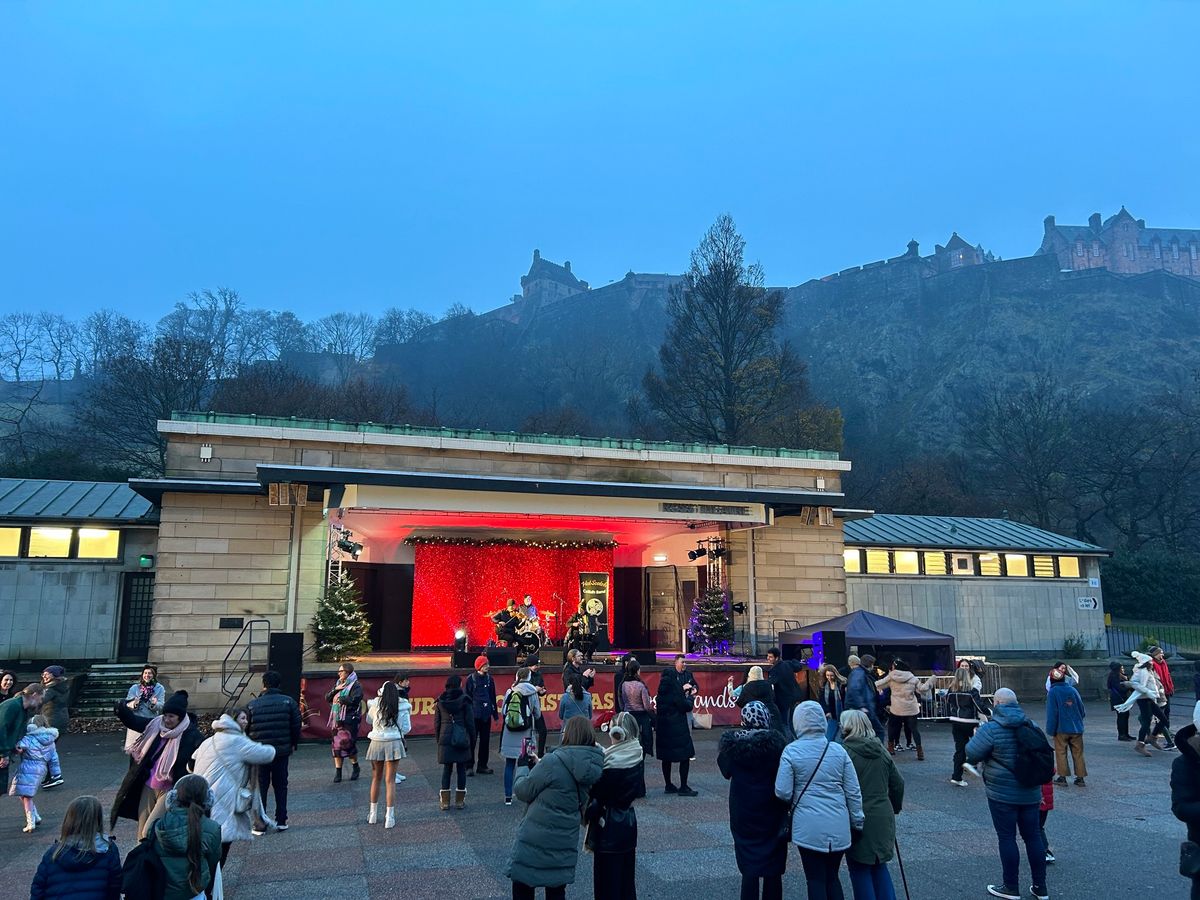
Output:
[2, 1, 1197, 322]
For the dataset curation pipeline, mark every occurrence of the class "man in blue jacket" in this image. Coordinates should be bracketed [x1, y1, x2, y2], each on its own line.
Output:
[1046, 666, 1087, 786]
[845, 654, 884, 740]
[966, 688, 1048, 900]
[247, 670, 302, 831]
[465, 656, 499, 775]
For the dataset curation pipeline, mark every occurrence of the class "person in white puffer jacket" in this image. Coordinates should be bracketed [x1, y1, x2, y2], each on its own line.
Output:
[1117, 652, 1170, 756]
[190, 710, 276, 863]
[876, 660, 936, 759]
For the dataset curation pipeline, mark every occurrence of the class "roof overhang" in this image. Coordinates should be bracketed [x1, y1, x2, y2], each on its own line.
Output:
[128, 479, 265, 506]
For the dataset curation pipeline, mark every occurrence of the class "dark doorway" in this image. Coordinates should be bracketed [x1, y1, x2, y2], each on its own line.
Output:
[346, 563, 414, 652]
[613, 567, 645, 648]
[118, 572, 156, 661]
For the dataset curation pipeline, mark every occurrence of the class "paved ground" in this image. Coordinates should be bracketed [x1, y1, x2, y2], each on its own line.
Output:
[0, 703, 1185, 899]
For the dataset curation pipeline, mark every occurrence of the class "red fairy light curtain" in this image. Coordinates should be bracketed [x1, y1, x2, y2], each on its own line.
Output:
[409, 538, 615, 648]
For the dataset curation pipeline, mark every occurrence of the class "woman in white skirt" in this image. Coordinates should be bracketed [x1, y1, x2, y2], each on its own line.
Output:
[365, 681, 406, 828]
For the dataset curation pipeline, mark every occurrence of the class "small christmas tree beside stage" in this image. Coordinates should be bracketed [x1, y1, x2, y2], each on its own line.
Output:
[312, 572, 373, 661]
[689, 583, 734, 655]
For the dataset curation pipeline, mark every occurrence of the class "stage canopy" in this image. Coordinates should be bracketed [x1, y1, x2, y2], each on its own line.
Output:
[780, 610, 956, 671]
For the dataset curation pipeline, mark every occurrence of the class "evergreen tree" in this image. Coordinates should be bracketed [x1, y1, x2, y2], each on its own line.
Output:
[311, 572, 372, 661]
[689, 583, 733, 655]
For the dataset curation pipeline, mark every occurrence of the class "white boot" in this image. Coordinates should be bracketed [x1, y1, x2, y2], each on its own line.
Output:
[367, 802, 378, 825]
[384, 807, 396, 829]
[23, 810, 36, 833]
[32, 806, 42, 824]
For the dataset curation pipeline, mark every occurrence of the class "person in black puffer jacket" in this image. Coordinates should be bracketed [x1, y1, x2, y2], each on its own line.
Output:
[30, 795, 121, 900]
[655, 668, 696, 796]
[718, 701, 789, 900]
[246, 670, 302, 830]
[433, 675, 476, 811]
[588, 712, 644, 900]
[1171, 703, 1200, 900]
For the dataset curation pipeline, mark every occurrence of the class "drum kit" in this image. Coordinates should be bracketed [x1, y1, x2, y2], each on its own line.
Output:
[486, 592, 600, 660]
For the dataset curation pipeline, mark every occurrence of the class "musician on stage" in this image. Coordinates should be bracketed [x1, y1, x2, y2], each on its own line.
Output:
[520, 594, 538, 621]
[491, 599, 520, 646]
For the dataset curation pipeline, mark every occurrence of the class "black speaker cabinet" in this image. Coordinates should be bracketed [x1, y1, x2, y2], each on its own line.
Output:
[451, 651, 476, 669]
[630, 649, 656, 666]
[816, 629, 848, 670]
[267, 632, 304, 702]
[534, 647, 563, 666]
[485, 646, 518, 667]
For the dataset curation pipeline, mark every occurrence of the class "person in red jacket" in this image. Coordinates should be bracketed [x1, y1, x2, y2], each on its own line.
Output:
[1150, 646, 1178, 751]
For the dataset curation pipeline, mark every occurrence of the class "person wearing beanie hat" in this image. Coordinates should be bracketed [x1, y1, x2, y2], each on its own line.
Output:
[1117, 652, 1171, 757]
[1107, 662, 1134, 741]
[112, 689, 204, 839]
[465, 656, 499, 776]
[718, 700, 789, 900]
[38, 666, 70, 788]
[498, 668, 542, 807]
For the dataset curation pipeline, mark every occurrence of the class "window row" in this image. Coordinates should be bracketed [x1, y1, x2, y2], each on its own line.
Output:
[0, 526, 121, 560]
[844, 548, 1081, 579]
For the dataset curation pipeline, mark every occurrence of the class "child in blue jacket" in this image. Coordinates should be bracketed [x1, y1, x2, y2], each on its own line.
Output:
[9, 715, 61, 832]
[1046, 667, 1087, 786]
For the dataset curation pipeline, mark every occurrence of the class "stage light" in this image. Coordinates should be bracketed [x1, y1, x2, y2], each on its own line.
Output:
[731, 602, 747, 614]
[336, 536, 363, 559]
[453, 628, 468, 652]
[711, 546, 727, 559]
[694, 545, 707, 559]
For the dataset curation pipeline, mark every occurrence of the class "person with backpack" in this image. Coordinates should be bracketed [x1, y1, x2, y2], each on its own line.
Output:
[965, 687, 1051, 900]
[1046, 666, 1087, 786]
[500, 667, 542, 806]
[465, 656, 500, 776]
[433, 675, 475, 812]
[30, 795, 121, 900]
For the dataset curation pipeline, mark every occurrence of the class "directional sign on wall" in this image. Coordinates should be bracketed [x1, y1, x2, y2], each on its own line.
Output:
[1076, 597, 1099, 610]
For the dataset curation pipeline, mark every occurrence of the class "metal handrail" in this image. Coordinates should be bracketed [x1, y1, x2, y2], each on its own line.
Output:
[221, 618, 272, 700]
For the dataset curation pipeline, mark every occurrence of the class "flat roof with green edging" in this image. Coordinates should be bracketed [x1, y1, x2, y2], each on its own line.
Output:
[170, 411, 841, 461]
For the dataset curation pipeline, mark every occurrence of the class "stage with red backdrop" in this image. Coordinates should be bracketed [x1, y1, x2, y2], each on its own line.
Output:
[409, 539, 615, 647]
[299, 668, 744, 738]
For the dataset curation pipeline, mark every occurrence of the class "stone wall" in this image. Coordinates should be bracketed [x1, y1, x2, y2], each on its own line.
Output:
[727, 518, 848, 652]
[0, 528, 157, 663]
[149, 493, 329, 709]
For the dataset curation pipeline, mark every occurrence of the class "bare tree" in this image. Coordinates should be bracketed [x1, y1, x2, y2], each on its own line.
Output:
[0, 312, 41, 382]
[307, 312, 377, 381]
[77, 310, 141, 376]
[157, 287, 247, 377]
[374, 307, 436, 350]
[963, 371, 1077, 530]
[78, 336, 214, 474]
[643, 214, 802, 444]
[37, 313, 79, 387]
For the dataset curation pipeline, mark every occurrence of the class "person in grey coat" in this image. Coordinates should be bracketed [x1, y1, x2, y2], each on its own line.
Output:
[775, 701, 864, 900]
[965, 688, 1048, 900]
[501, 667, 543, 805]
[505, 717, 605, 900]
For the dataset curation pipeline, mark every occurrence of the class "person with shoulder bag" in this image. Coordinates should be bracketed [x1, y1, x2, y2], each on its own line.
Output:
[775, 701, 864, 900]
[587, 712, 644, 900]
[434, 674, 475, 811]
[190, 708, 276, 865]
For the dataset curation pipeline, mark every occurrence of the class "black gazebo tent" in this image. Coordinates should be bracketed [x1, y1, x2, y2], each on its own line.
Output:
[779, 610, 956, 672]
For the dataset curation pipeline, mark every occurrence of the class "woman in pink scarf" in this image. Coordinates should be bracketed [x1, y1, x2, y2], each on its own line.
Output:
[111, 689, 204, 838]
[325, 663, 364, 782]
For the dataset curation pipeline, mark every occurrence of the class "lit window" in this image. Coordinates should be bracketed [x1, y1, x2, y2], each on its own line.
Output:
[894, 550, 919, 574]
[865, 549, 890, 574]
[979, 553, 1001, 576]
[923, 552, 948, 575]
[77, 528, 120, 559]
[1005, 554, 1029, 577]
[0, 527, 19, 556]
[1033, 556, 1056, 577]
[28, 527, 71, 558]
[843, 549, 862, 573]
[1058, 556, 1081, 578]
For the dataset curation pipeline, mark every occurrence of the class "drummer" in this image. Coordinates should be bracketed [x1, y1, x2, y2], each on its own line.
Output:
[521, 594, 539, 621]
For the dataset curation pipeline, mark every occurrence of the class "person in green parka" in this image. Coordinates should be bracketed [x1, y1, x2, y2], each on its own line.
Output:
[0, 684, 44, 794]
[840, 709, 904, 900]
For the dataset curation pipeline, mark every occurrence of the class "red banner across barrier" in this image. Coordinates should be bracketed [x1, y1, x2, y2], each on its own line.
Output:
[300, 668, 747, 738]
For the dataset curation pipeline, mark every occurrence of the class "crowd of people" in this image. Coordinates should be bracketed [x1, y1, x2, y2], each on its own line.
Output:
[4, 644, 1199, 899]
